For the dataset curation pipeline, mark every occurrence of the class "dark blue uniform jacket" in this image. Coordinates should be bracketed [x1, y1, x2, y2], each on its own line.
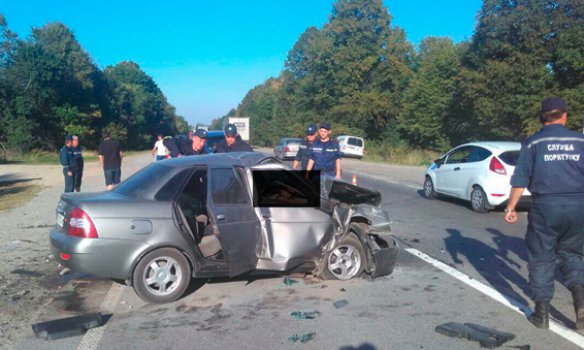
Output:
[72, 146, 84, 168]
[215, 138, 253, 153]
[309, 139, 340, 172]
[511, 124, 584, 196]
[59, 146, 75, 171]
[295, 139, 313, 170]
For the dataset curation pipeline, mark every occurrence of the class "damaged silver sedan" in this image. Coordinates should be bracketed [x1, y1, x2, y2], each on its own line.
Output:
[49, 153, 399, 303]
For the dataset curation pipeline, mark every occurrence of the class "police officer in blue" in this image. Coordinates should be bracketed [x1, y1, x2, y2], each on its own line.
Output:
[306, 122, 342, 179]
[215, 123, 253, 153]
[293, 123, 318, 170]
[59, 134, 75, 193]
[190, 128, 212, 155]
[505, 97, 584, 332]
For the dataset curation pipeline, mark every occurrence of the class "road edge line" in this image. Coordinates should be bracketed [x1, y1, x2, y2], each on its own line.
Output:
[404, 247, 584, 349]
[77, 283, 126, 350]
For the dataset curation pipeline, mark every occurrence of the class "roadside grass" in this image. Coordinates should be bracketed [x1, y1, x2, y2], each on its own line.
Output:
[0, 181, 45, 211]
[364, 143, 440, 167]
[1, 149, 148, 165]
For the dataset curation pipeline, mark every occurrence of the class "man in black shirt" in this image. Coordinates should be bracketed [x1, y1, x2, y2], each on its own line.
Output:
[71, 135, 84, 192]
[98, 133, 123, 190]
[215, 124, 253, 153]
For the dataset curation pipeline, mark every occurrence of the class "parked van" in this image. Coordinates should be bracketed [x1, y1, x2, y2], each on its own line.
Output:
[337, 135, 364, 159]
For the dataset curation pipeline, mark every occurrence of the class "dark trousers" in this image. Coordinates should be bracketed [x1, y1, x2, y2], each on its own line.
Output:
[63, 168, 74, 193]
[526, 195, 584, 302]
[72, 167, 83, 191]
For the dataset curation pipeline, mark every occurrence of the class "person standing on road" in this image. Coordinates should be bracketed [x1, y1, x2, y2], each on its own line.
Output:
[151, 134, 167, 161]
[191, 129, 211, 155]
[306, 122, 342, 179]
[293, 123, 318, 170]
[59, 135, 75, 193]
[71, 135, 84, 192]
[98, 133, 123, 191]
[504, 97, 584, 332]
[215, 124, 253, 153]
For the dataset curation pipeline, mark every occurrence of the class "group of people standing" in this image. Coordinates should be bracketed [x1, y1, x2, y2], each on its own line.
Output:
[293, 121, 342, 179]
[60, 132, 123, 192]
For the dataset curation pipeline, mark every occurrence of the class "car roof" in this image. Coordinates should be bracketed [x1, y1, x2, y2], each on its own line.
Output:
[162, 152, 279, 168]
[207, 130, 224, 137]
[455, 141, 521, 152]
[337, 135, 363, 139]
[281, 138, 302, 142]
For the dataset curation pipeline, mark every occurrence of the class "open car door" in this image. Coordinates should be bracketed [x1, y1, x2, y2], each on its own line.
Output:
[207, 166, 261, 277]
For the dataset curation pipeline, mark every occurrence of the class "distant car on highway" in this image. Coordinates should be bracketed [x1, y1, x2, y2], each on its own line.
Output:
[273, 138, 302, 160]
[49, 152, 398, 303]
[423, 141, 531, 212]
[337, 135, 364, 159]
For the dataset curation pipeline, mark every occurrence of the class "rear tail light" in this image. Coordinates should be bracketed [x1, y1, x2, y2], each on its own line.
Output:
[285, 146, 290, 152]
[489, 157, 507, 175]
[68, 207, 98, 238]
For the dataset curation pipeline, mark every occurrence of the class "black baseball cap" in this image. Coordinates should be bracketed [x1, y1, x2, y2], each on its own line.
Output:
[306, 123, 317, 135]
[194, 129, 208, 139]
[319, 122, 331, 130]
[542, 97, 567, 113]
[65, 134, 73, 142]
[224, 123, 237, 136]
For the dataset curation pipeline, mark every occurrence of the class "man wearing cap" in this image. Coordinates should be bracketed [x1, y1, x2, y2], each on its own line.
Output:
[504, 97, 584, 332]
[215, 123, 253, 153]
[71, 135, 84, 192]
[191, 128, 212, 155]
[59, 135, 75, 193]
[306, 122, 341, 179]
[293, 123, 318, 170]
[98, 132, 124, 191]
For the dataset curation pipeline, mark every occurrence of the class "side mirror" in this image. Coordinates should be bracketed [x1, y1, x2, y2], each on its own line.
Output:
[434, 158, 443, 165]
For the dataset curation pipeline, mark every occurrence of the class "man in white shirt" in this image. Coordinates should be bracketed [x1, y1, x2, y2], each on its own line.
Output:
[151, 134, 167, 161]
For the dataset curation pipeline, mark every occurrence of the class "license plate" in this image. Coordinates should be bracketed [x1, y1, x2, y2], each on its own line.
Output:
[56, 213, 64, 227]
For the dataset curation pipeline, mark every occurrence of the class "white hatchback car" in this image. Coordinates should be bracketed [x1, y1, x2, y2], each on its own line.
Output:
[423, 141, 531, 212]
[337, 135, 365, 159]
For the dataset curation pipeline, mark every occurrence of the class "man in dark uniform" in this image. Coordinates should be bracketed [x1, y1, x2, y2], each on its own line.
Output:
[306, 122, 342, 179]
[293, 123, 317, 170]
[504, 97, 584, 332]
[175, 133, 193, 156]
[162, 136, 181, 158]
[215, 123, 253, 153]
[71, 135, 84, 192]
[59, 135, 75, 193]
[98, 132, 123, 191]
[191, 128, 212, 155]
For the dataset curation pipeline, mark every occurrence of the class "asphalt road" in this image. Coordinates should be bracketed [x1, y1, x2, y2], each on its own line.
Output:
[10, 154, 584, 350]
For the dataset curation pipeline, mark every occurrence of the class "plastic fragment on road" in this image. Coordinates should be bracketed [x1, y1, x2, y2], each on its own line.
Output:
[434, 322, 515, 349]
[283, 277, 298, 286]
[290, 310, 322, 319]
[340, 288, 347, 292]
[288, 332, 317, 344]
[333, 299, 349, 309]
[32, 313, 103, 340]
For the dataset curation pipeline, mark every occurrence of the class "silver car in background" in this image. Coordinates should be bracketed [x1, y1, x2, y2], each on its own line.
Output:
[49, 153, 399, 303]
[273, 138, 303, 160]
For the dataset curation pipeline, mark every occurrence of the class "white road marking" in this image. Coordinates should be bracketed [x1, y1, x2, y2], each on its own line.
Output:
[77, 283, 126, 350]
[405, 247, 584, 349]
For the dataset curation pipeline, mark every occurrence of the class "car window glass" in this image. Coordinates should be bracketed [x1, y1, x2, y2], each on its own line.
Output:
[176, 169, 208, 215]
[466, 146, 492, 163]
[155, 169, 193, 201]
[211, 168, 248, 204]
[113, 162, 171, 197]
[499, 151, 520, 166]
[445, 147, 472, 164]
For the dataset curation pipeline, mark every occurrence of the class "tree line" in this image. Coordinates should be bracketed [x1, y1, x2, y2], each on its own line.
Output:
[217, 0, 584, 151]
[0, 15, 189, 152]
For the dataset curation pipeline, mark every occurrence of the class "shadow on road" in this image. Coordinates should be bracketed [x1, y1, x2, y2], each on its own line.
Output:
[340, 343, 377, 350]
[444, 228, 574, 328]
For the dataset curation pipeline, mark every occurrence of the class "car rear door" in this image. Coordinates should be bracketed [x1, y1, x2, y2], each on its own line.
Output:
[207, 166, 261, 277]
[436, 146, 472, 196]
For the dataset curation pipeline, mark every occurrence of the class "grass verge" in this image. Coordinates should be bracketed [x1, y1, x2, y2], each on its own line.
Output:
[364, 143, 440, 167]
[1, 149, 147, 164]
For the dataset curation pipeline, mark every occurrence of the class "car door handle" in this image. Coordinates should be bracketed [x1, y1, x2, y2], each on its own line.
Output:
[454, 167, 460, 171]
[216, 214, 225, 221]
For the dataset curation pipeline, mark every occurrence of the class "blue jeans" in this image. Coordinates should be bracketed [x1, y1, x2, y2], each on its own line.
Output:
[104, 168, 121, 186]
[156, 155, 165, 161]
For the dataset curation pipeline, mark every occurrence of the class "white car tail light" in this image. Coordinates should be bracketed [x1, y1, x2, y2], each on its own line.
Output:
[68, 207, 98, 238]
[489, 157, 507, 175]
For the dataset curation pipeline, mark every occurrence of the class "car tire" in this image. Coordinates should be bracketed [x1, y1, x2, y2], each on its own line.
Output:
[321, 225, 366, 281]
[470, 186, 490, 213]
[132, 248, 191, 303]
[423, 177, 437, 199]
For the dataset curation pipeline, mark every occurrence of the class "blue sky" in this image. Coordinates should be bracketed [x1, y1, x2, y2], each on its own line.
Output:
[2, 0, 482, 125]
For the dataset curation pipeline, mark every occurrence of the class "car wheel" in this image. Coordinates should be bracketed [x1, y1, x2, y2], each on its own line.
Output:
[470, 186, 489, 213]
[132, 248, 191, 303]
[423, 177, 437, 199]
[322, 225, 366, 281]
